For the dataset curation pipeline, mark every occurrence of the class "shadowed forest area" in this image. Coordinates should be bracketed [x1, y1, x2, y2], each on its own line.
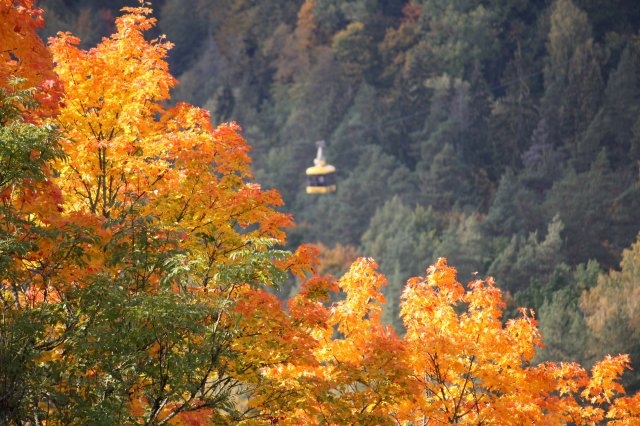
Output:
[39, 0, 640, 392]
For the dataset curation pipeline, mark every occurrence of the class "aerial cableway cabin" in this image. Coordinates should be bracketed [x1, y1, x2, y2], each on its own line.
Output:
[306, 140, 336, 194]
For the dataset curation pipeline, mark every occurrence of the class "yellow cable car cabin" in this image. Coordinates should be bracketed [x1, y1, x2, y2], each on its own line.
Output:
[306, 140, 336, 194]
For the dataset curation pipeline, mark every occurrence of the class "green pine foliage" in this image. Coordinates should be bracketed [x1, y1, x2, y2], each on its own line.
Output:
[535, 261, 599, 364]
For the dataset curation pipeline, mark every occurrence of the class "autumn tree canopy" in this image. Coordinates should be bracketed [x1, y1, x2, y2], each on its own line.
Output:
[2, 2, 314, 423]
[2, 1, 640, 425]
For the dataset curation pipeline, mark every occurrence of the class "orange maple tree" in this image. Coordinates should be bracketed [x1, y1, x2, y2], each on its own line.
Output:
[237, 258, 640, 425]
[45, 3, 319, 424]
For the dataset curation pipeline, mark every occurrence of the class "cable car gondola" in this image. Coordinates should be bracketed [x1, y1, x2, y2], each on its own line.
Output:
[306, 140, 336, 194]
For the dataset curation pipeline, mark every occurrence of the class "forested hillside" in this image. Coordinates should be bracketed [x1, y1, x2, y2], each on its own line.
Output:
[39, 0, 640, 390]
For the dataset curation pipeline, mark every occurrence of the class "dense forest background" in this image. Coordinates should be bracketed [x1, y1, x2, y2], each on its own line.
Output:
[39, 0, 640, 390]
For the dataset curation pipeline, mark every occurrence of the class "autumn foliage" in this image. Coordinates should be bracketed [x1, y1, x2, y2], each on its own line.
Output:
[0, 0, 61, 116]
[237, 258, 640, 425]
[2, 1, 640, 425]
